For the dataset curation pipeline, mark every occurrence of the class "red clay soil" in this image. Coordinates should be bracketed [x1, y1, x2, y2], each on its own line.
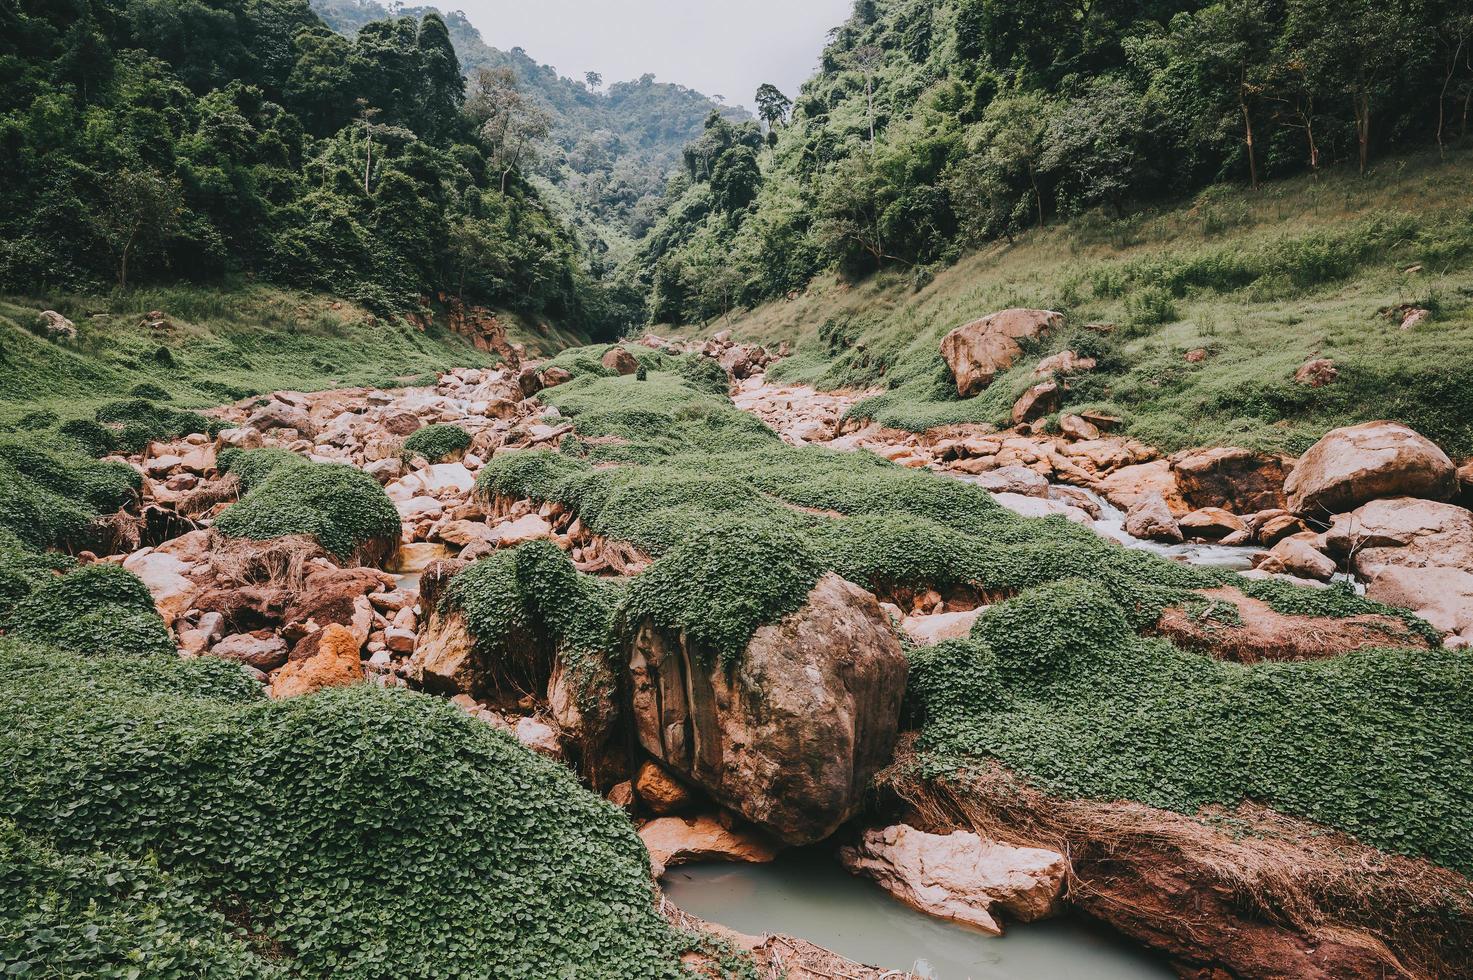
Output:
[881, 744, 1473, 980]
[1155, 587, 1430, 662]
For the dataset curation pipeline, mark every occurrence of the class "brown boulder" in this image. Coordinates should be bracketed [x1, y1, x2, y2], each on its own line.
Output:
[540, 365, 572, 388]
[1324, 497, 1473, 578]
[1010, 381, 1060, 426]
[1178, 507, 1248, 541]
[635, 761, 695, 815]
[601, 346, 639, 375]
[1097, 460, 1189, 515]
[1058, 414, 1100, 441]
[940, 309, 1063, 398]
[211, 630, 289, 671]
[1258, 535, 1337, 582]
[1285, 421, 1456, 518]
[268, 624, 364, 698]
[1124, 494, 1183, 543]
[639, 815, 780, 879]
[627, 573, 907, 845]
[1171, 446, 1291, 513]
[1032, 350, 1096, 378]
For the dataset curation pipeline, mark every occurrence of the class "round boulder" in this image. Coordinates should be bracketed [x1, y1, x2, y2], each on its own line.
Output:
[1285, 421, 1455, 518]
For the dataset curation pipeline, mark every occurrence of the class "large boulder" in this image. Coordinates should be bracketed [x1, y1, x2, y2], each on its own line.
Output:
[940, 309, 1063, 398]
[1010, 380, 1060, 425]
[1171, 447, 1291, 514]
[1284, 421, 1455, 518]
[639, 815, 780, 879]
[627, 573, 907, 845]
[1324, 497, 1473, 578]
[268, 623, 364, 698]
[601, 346, 639, 375]
[839, 825, 1066, 935]
[1124, 493, 1183, 543]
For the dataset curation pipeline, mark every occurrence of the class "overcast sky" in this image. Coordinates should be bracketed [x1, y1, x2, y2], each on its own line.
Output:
[451, 0, 854, 109]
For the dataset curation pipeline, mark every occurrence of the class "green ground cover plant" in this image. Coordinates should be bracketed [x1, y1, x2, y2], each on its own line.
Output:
[216, 449, 401, 563]
[401, 424, 472, 463]
[0, 645, 713, 978]
[470, 354, 1466, 869]
[2, 562, 174, 657]
[906, 580, 1473, 874]
[0, 433, 140, 549]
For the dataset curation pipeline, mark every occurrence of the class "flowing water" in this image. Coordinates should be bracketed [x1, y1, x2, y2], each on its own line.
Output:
[664, 853, 1172, 979]
[1068, 487, 1262, 570]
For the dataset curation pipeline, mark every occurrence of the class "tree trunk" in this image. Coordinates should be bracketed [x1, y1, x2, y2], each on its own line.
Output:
[1241, 96, 1259, 190]
[1354, 92, 1370, 174]
[1439, 37, 1467, 157]
[364, 132, 372, 194]
[1027, 160, 1044, 228]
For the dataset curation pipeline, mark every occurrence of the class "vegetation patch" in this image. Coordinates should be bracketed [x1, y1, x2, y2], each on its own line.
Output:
[906, 581, 1473, 875]
[3, 562, 173, 658]
[0, 645, 714, 978]
[216, 449, 400, 563]
[0, 433, 140, 549]
[401, 423, 472, 463]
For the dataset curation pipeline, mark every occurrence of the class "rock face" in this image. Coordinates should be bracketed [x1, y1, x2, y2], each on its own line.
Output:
[639, 815, 781, 879]
[839, 825, 1066, 935]
[269, 624, 364, 698]
[1172, 447, 1291, 513]
[1285, 421, 1455, 518]
[627, 573, 907, 845]
[940, 309, 1063, 398]
[635, 761, 695, 815]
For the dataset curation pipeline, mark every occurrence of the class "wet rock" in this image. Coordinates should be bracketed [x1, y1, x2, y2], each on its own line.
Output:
[640, 815, 780, 879]
[1097, 460, 1188, 515]
[1172, 447, 1291, 514]
[1179, 507, 1248, 541]
[940, 309, 1063, 398]
[1259, 535, 1337, 582]
[966, 465, 1049, 498]
[1285, 421, 1455, 518]
[635, 761, 696, 815]
[628, 573, 907, 845]
[601, 346, 639, 375]
[212, 631, 289, 671]
[1010, 381, 1060, 426]
[839, 825, 1065, 935]
[991, 493, 1091, 524]
[1255, 512, 1304, 546]
[1124, 494, 1183, 543]
[269, 624, 364, 699]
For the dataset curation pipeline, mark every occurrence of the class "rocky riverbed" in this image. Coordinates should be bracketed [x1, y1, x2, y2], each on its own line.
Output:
[72, 320, 1473, 978]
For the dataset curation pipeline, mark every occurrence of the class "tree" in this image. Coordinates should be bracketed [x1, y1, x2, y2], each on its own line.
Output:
[91, 168, 183, 289]
[1435, 9, 1473, 155]
[415, 12, 464, 143]
[584, 70, 602, 91]
[851, 45, 884, 149]
[979, 91, 1050, 226]
[755, 83, 792, 135]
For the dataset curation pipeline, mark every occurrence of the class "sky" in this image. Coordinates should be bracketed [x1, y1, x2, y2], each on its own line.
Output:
[451, 0, 855, 109]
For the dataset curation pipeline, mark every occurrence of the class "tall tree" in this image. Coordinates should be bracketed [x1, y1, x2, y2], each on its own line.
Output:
[91, 168, 183, 289]
[755, 83, 792, 135]
[415, 12, 464, 144]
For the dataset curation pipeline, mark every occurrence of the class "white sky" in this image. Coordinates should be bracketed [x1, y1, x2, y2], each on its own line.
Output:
[450, 0, 854, 109]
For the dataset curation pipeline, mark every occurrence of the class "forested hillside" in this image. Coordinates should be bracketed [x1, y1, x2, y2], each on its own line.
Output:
[638, 0, 1473, 325]
[311, 0, 747, 265]
[0, 0, 628, 334]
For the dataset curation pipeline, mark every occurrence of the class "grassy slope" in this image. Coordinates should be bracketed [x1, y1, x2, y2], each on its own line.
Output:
[0, 284, 588, 426]
[696, 149, 1473, 457]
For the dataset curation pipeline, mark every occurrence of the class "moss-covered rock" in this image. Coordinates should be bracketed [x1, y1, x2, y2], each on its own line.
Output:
[402, 423, 471, 463]
[216, 449, 400, 563]
[0, 646, 703, 978]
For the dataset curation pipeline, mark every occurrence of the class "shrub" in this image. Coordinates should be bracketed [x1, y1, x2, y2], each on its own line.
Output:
[128, 381, 173, 400]
[57, 418, 118, 456]
[12, 409, 58, 430]
[975, 578, 1132, 679]
[94, 399, 223, 446]
[0, 435, 140, 548]
[214, 450, 400, 562]
[1124, 285, 1179, 329]
[3, 563, 174, 657]
[0, 647, 701, 978]
[0, 530, 72, 607]
[401, 423, 471, 463]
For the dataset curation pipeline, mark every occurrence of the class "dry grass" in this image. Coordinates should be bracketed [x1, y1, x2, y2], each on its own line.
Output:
[206, 532, 330, 593]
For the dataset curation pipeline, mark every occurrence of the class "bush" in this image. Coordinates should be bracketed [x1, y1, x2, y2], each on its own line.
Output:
[12, 409, 58, 431]
[3, 563, 174, 657]
[0, 530, 72, 607]
[215, 450, 400, 562]
[57, 418, 119, 456]
[128, 381, 173, 400]
[0, 647, 700, 978]
[0, 435, 140, 548]
[975, 579, 1131, 679]
[401, 423, 471, 463]
[94, 399, 223, 447]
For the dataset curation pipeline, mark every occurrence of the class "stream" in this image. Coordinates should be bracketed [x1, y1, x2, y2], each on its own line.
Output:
[663, 851, 1171, 979]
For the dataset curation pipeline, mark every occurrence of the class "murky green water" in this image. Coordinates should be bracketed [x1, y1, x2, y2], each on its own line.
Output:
[662, 852, 1172, 980]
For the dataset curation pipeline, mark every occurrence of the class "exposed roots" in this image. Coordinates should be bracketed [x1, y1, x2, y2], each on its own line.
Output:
[206, 532, 330, 592]
[177, 473, 242, 518]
